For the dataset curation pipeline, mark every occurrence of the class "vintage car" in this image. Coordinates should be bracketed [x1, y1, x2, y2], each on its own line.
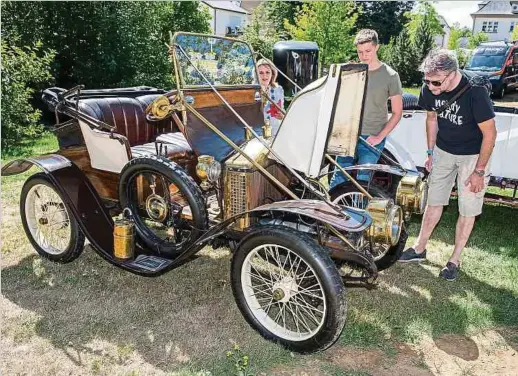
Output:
[2, 33, 427, 353]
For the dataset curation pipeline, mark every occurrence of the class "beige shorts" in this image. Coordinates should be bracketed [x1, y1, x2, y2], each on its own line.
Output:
[428, 147, 490, 217]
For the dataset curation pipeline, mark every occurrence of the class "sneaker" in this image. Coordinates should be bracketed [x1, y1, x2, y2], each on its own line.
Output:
[439, 262, 460, 281]
[398, 247, 427, 263]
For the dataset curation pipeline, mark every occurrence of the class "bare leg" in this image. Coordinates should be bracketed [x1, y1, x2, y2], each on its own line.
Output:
[413, 205, 444, 253]
[449, 215, 476, 265]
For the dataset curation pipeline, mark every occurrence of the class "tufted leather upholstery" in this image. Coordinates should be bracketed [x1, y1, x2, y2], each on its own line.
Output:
[78, 95, 193, 160]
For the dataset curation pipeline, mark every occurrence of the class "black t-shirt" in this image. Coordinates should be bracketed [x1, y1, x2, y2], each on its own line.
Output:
[418, 74, 495, 155]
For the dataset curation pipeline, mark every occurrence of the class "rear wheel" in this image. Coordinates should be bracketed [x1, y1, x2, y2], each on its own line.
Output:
[494, 84, 506, 99]
[330, 182, 408, 270]
[231, 226, 346, 353]
[20, 173, 85, 263]
[119, 156, 208, 258]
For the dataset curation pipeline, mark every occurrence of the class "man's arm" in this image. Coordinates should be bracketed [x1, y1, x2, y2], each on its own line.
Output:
[425, 110, 438, 150]
[464, 118, 496, 193]
[424, 110, 438, 172]
[475, 118, 496, 171]
[366, 94, 403, 145]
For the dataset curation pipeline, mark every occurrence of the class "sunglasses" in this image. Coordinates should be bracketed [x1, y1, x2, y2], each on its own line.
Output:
[422, 71, 453, 87]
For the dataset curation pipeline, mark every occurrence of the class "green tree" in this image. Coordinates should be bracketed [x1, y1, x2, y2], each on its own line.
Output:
[512, 25, 518, 41]
[355, 1, 414, 44]
[405, 1, 444, 44]
[383, 29, 421, 87]
[467, 31, 489, 49]
[284, 1, 358, 71]
[1, 41, 56, 152]
[448, 28, 463, 50]
[1, 1, 210, 89]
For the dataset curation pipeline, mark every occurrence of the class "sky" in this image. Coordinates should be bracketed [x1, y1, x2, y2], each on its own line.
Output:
[432, 1, 481, 30]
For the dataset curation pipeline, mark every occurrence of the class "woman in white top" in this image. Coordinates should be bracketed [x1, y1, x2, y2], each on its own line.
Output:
[256, 59, 285, 135]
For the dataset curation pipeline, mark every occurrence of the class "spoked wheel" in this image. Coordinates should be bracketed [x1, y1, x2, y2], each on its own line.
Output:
[20, 173, 85, 263]
[119, 156, 208, 258]
[231, 226, 346, 353]
[330, 182, 408, 271]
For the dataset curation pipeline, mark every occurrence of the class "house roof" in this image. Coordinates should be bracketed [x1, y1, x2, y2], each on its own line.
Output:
[438, 15, 450, 29]
[472, 1, 518, 16]
[202, 1, 250, 14]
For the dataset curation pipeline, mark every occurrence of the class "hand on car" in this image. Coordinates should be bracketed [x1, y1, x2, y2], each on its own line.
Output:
[424, 155, 433, 172]
[366, 135, 383, 146]
[465, 172, 485, 193]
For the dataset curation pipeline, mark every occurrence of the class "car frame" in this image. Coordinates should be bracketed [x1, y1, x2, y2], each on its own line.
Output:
[2, 32, 425, 352]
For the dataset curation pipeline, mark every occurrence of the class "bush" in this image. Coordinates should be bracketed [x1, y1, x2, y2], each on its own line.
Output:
[1, 41, 55, 153]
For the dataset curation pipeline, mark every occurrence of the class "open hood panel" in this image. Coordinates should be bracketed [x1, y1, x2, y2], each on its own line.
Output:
[270, 64, 367, 178]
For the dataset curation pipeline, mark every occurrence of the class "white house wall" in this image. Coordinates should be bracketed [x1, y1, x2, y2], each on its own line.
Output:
[212, 9, 248, 36]
[473, 17, 518, 41]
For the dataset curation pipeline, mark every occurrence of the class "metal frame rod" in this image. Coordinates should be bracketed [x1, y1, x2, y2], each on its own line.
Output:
[174, 44, 344, 212]
[257, 52, 303, 91]
[325, 154, 373, 200]
[184, 102, 299, 200]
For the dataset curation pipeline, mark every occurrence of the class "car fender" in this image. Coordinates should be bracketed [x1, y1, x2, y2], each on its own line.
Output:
[2, 154, 115, 260]
[170, 199, 373, 268]
[385, 135, 419, 171]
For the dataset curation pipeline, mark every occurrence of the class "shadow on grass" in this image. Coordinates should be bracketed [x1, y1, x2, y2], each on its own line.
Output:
[342, 260, 518, 349]
[406, 200, 518, 259]
[1, 247, 291, 374]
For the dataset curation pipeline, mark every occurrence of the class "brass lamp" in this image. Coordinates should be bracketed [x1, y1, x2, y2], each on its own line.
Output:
[196, 155, 221, 190]
[365, 198, 403, 247]
[396, 174, 428, 219]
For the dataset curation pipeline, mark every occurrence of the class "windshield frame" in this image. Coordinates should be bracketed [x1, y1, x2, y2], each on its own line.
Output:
[171, 32, 260, 91]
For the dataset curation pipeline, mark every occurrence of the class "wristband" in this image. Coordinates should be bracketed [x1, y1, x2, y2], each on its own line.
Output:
[426, 148, 434, 156]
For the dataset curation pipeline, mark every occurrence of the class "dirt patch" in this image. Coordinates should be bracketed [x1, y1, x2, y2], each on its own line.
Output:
[421, 330, 518, 376]
[434, 334, 479, 361]
[324, 344, 433, 376]
[264, 361, 326, 376]
[324, 346, 385, 370]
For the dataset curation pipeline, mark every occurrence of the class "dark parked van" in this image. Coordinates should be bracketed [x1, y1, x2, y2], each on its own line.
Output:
[465, 40, 518, 98]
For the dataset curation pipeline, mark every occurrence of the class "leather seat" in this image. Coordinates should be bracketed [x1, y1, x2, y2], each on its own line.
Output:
[131, 133, 192, 158]
[78, 95, 193, 159]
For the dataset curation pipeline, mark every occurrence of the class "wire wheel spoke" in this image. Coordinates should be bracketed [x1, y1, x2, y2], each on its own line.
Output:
[25, 184, 72, 255]
[241, 243, 327, 341]
[333, 191, 368, 210]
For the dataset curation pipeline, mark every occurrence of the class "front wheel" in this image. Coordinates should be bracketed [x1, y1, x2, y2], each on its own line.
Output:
[330, 182, 408, 271]
[231, 226, 346, 353]
[20, 173, 85, 263]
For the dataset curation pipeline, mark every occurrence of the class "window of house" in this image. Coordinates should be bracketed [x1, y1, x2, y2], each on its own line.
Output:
[494, 21, 499, 33]
[488, 21, 493, 33]
[482, 21, 488, 32]
[510, 22, 515, 32]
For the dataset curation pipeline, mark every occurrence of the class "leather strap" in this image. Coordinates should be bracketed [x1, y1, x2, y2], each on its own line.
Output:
[433, 81, 471, 114]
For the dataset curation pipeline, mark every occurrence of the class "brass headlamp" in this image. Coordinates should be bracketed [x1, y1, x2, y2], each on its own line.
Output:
[396, 174, 428, 219]
[196, 155, 221, 190]
[365, 198, 402, 247]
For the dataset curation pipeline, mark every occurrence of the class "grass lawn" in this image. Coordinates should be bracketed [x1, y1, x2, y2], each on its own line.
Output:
[403, 87, 421, 97]
[2, 134, 517, 375]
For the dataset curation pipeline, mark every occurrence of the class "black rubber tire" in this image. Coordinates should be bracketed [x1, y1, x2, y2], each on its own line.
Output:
[330, 182, 408, 271]
[231, 225, 347, 353]
[493, 84, 506, 99]
[119, 155, 208, 257]
[20, 173, 85, 263]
